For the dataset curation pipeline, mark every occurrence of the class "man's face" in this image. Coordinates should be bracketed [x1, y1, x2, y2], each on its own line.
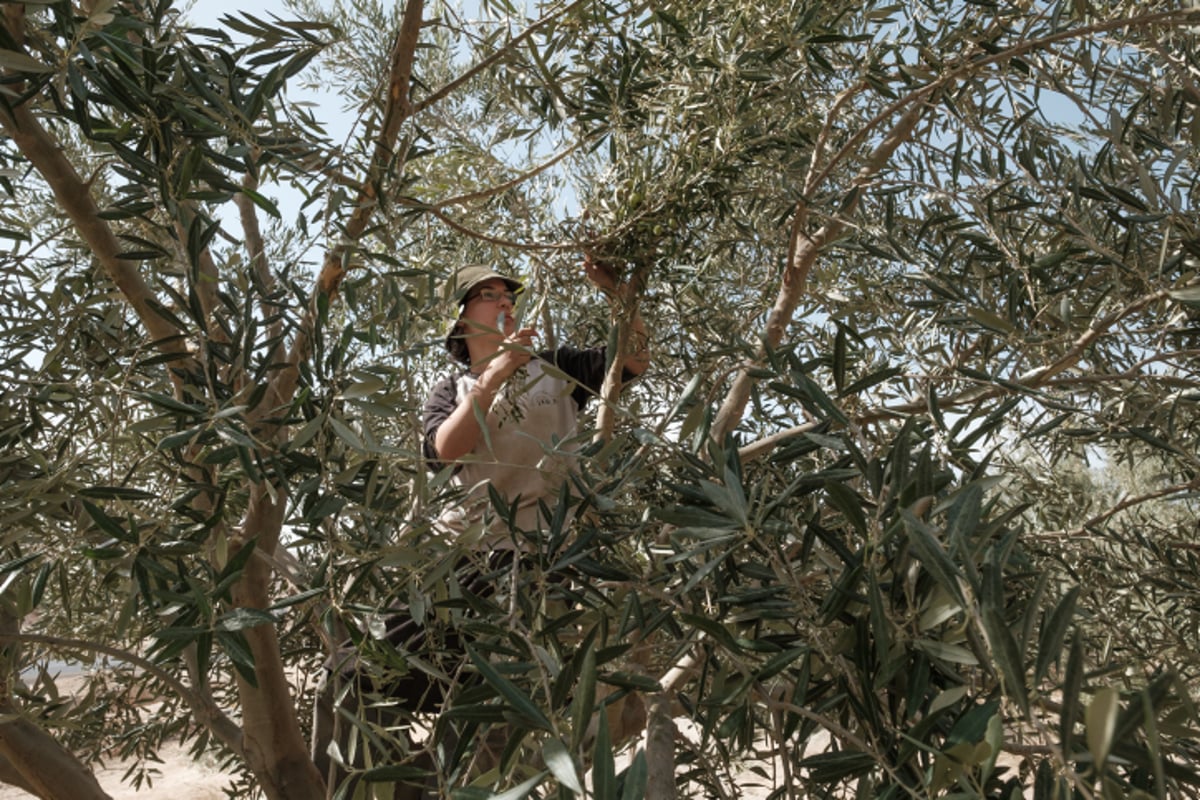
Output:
[460, 278, 517, 338]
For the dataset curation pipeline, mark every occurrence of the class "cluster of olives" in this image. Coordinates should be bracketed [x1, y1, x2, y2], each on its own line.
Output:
[580, 179, 692, 267]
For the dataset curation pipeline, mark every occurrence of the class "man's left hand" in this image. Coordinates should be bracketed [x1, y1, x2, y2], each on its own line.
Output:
[583, 253, 621, 295]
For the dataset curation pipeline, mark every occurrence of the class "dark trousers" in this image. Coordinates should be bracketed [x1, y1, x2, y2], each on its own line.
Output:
[311, 552, 522, 798]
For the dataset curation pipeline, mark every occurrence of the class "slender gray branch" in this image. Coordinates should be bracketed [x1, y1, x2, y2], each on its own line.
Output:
[0, 632, 245, 759]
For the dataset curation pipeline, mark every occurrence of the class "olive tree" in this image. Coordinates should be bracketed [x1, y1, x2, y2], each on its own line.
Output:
[2, 0, 1200, 798]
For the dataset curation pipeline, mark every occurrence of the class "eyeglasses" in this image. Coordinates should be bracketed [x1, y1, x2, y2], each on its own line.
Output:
[468, 288, 518, 305]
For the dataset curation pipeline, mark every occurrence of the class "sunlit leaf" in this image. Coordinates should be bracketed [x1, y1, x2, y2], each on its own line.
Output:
[1168, 286, 1200, 306]
[487, 771, 548, 800]
[542, 738, 582, 794]
[342, 376, 387, 399]
[1035, 587, 1079, 683]
[0, 49, 53, 73]
[1087, 686, 1120, 769]
[214, 607, 277, 632]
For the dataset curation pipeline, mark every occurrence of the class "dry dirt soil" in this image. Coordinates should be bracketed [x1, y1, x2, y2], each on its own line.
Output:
[0, 740, 234, 799]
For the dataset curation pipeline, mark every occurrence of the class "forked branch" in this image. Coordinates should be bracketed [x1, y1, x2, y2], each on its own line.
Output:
[711, 101, 926, 440]
[273, 0, 427, 417]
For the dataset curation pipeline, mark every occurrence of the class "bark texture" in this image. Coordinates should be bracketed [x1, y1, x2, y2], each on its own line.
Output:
[643, 692, 677, 800]
[229, 487, 326, 800]
[222, 3, 428, 796]
[0, 719, 113, 800]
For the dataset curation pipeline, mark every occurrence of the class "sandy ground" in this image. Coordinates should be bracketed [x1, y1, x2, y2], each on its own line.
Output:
[0, 740, 235, 800]
[0, 726, 788, 799]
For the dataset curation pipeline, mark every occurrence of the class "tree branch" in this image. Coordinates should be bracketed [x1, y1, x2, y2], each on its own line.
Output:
[215, 7, 430, 795]
[711, 101, 927, 440]
[0, 717, 113, 800]
[736, 287, 1177, 462]
[0, 97, 188, 365]
[1030, 479, 1200, 541]
[0, 750, 39, 798]
[320, 0, 424, 295]
[711, 7, 1200, 443]
[806, 9, 1200, 195]
[227, 488, 324, 800]
[174, 203, 224, 337]
[802, 81, 867, 199]
[1013, 290, 1171, 386]
[594, 266, 648, 442]
[0, 632, 245, 760]
[236, 169, 285, 352]
[764, 696, 924, 800]
[414, 203, 579, 251]
[430, 140, 581, 209]
[272, 0, 426, 422]
[2, 4, 24, 49]
[410, 0, 593, 117]
[643, 691, 677, 800]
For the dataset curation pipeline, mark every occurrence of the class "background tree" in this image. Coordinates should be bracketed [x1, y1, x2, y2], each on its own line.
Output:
[1, 0, 1199, 798]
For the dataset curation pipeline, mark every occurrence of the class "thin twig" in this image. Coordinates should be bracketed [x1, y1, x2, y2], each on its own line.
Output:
[1030, 479, 1200, 541]
[738, 285, 1181, 462]
[410, 0, 594, 117]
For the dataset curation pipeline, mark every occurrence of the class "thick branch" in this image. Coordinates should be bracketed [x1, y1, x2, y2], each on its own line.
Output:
[235, 171, 285, 352]
[228, 485, 325, 800]
[0, 106, 187, 360]
[3, 4, 24, 49]
[711, 102, 926, 440]
[0, 718, 112, 800]
[0, 5, 185, 360]
[218, 8, 430, 795]
[0, 610, 51, 798]
[643, 692, 677, 800]
[319, 0, 424, 296]
[595, 316, 631, 443]
[0, 750, 39, 797]
[594, 266, 649, 442]
[0, 632, 244, 759]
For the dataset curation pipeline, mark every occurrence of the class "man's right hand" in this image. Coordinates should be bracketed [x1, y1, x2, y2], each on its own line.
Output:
[478, 327, 537, 389]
